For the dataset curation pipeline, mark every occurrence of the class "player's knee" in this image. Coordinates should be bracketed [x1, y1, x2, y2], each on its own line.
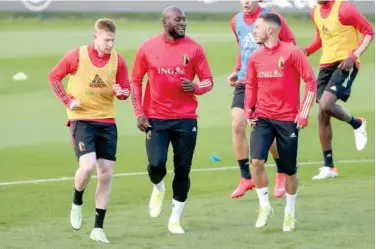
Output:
[283, 167, 297, 176]
[232, 118, 246, 135]
[174, 165, 191, 178]
[279, 161, 297, 176]
[319, 100, 333, 113]
[79, 153, 97, 174]
[318, 109, 331, 124]
[147, 162, 167, 184]
[149, 157, 167, 169]
[251, 159, 264, 169]
[98, 168, 113, 183]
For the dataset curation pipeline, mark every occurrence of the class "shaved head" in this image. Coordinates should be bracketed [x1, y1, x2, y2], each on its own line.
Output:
[162, 6, 185, 19]
[161, 6, 187, 40]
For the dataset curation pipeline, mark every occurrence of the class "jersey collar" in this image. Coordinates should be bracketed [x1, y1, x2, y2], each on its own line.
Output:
[263, 40, 281, 53]
[244, 6, 263, 19]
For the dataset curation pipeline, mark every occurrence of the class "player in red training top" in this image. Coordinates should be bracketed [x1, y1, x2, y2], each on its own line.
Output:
[130, 6, 213, 234]
[228, 0, 296, 200]
[245, 13, 316, 232]
[303, 0, 374, 180]
[48, 18, 130, 243]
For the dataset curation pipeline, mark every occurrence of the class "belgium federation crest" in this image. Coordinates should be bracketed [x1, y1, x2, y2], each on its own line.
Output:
[278, 57, 285, 68]
[182, 53, 190, 66]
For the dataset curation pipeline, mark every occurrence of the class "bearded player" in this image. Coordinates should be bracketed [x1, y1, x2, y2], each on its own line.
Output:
[303, 0, 374, 180]
[228, 0, 296, 199]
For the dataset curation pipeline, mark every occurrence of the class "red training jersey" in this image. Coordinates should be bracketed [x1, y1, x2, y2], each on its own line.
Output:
[305, 1, 374, 68]
[130, 34, 214, 120]
[48, 44, 130, 125]
[245, 41, 316, 122]
[230, 6, 296, 73]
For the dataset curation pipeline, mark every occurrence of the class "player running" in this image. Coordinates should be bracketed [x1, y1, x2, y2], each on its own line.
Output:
[48, 18, 130, 243]
[130, 6, 213, 234]
[228, 0, 296, 199]
[303, 0, 374, 180]
[245, 13, 316, 231]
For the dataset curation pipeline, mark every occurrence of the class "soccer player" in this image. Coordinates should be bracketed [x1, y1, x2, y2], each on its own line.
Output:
[48, 18, 130, 243]
[130, 6, 213, 234]
[245, 13, 316, 231]
[303, 0, 374, 180]
[228, 0, 296, 199]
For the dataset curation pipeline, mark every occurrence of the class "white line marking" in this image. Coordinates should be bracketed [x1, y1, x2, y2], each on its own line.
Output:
[0, 159, 373, 187]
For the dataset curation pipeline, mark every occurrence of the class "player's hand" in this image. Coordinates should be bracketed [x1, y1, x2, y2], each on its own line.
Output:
[137, 115, 152, 132]
[227, 72, 238, 87]
[338, 57, 355, 71]
[294, 115, 308, 130]
[246, 109, 258, 129]
[69, 99, 81, 110]
[181, 78, 195, 92]
[112, 83, 130, 97]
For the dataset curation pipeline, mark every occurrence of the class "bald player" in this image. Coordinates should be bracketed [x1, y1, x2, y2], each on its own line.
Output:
[48, 18, 130, 243]
[303, 0, 374, 180]
[130, 6, 213, 234]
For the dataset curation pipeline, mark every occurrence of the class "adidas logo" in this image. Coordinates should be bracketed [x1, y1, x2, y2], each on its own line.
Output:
[192, 127, 197, 132]
[239, 32, 259, 49]
[89, 74, 106, 88]
[330, 85, 337, 91]
[290, 132, 296, 138]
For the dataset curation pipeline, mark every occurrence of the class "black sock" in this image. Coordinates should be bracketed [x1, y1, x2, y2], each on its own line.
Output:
[238, 159, 251, 179]
[94, 208, 107, 229]
[323, 150, 334, 168]
[73, 188, 84, 205]
[274, 158, 283, 173]
[348, 116, 362, 129]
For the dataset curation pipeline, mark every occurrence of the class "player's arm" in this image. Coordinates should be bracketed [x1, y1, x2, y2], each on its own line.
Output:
[304, 9, 322, 56]
[340, 2, 374, 61]
[275, 13, 296, 45]
[244, 56, 258, 120]
[230, 15, 241, 73]
[48, 49, 78, 108]
[113, 55, 130, 100]
[130, 46, 148, 118]
[193, 45, 214, 95]
[291, 49, 317, 128]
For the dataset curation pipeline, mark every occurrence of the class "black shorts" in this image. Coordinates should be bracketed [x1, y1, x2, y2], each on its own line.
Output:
[316, 61, 358, 103]
[231, 83, 245, 109]
[250, 117, 299, 175]
[146, 118, 197, 169]
[70, 121, 118, 161]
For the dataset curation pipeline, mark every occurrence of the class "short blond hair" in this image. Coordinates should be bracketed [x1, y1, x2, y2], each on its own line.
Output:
[95, 18, 116, 33]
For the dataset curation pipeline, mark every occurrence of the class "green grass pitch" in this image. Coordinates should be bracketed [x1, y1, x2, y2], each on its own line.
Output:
[0, 17, 374, 249]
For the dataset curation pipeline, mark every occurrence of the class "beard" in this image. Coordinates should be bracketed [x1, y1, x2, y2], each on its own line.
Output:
[168, 26, 185, 40]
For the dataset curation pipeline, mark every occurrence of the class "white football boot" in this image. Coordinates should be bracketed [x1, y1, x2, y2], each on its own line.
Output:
[354, 117, 367, 151]
[90, 228, 110, 243]
[255, 204, 274, 228]
[312, 167, 339, 180]
[149, 186, 165, 217]
[70, 203, 83, 230]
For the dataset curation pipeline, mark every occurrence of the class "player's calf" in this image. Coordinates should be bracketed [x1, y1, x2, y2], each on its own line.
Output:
[148, 164, 167, 218]
[232, 108, 251, 179]
[281, 164, 298, 232]
[70, 152, 97, 230]
[168, 165, 190, 234]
